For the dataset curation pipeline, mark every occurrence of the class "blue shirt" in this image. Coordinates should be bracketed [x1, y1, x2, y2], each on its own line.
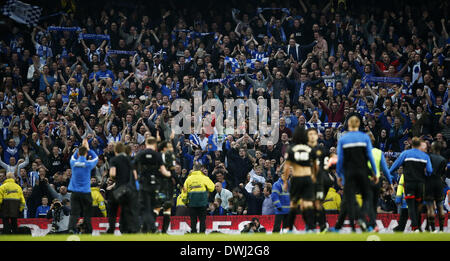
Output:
[35, 205, 50, 218]
[161, 84, 174, 97]
[284, 115, 298, 133]
[336, 131, 377, 184]
[88, 137, 106, 156]
[35, 43, 53, 64]
[389, 148, 433, 182]
[39, 74, 56, 91]
[271, 179, 290, 215]
[68, 150, 98, 193]
[97, 69, 115, 82]
[89, 71, 101, 82]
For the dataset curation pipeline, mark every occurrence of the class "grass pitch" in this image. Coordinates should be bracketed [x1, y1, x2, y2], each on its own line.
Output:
[1, 232, 449, 241]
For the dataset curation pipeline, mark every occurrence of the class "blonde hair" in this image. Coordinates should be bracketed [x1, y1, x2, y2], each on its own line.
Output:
[348, 116, 360, 129]
[411, 137, 422, 148]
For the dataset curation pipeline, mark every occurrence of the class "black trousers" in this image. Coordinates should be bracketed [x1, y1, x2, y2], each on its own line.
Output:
[189, 206, 207, 233]
[139, 189, 157, 233]
[335, 196, 357, 230]
[368, 179, 380, 227]
[272, 214, 289, 233]
[394, 208, 409, 232]
[2, 217, 18, 234]
[121, 190, 139, 233]
[68, 192, 93, 233]
[404, 181, 424, 229]
[342, 172, 373, 226]
[108, 190, 139, 234]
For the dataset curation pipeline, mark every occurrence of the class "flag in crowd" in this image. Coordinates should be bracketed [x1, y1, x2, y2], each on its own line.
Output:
[1, 0, 42, 27]
[224, 56, 269, 72]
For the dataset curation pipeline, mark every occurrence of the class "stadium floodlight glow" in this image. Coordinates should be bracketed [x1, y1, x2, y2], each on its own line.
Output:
[170, 91, 279, 145]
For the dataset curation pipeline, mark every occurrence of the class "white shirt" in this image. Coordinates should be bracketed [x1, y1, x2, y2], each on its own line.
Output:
[214, 188, 233, 209]
[27, 63, 44, 80]
[199, 136, 209, 151]
[0, 156, 29, 174]
[245, 169, 266, 193]
[135, 69, 148, 81]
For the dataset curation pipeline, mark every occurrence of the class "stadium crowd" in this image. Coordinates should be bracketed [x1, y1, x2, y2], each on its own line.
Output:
[0, 0, 449, 231]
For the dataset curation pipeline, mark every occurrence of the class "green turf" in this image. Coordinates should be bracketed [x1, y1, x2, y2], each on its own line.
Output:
[1, 232, 449, 241]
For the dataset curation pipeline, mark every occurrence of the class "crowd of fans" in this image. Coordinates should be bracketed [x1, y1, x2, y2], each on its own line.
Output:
[0, 0, 449, 222]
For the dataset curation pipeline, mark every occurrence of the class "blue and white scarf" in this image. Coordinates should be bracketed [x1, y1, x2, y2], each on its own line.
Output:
[305, 122, 341, 132]
[364, 76, 403, 85]
[47, 26, 81, 32]
[257, 7, 290, 15]
[78, 33, 110, 42]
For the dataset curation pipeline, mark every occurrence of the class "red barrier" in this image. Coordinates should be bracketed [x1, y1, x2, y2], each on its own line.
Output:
[1, 214, 448, 235]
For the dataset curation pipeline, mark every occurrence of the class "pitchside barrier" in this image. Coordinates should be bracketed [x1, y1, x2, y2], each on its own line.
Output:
[1, 214, 448, 236]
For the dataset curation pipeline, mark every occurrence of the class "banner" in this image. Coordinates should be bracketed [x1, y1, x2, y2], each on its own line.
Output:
[364, 76, 403, 85]
[1, 214, 448, 236]
[257, 8, 290, 15]
[224, 57, 269, 72]
[305, 122, 341, 131]
[78, 33, 110, 42]
[47, 26, 81, 32]
[106, 49, 136, 56]
[383, 152, 401, 158]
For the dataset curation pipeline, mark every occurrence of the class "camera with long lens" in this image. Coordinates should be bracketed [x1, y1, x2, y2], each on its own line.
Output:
[53, 201, 62, 209]
[50, 201, 63, 233]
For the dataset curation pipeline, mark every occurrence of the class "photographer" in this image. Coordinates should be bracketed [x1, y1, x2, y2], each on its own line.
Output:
[241, 217, 266, 233]
[46, 198, 70, 234]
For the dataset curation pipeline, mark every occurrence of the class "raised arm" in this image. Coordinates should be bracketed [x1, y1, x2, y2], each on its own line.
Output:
[31, 28, 38, 47]
[131, 54, 138, 73]
[80, 39, 89, 52]
[150, 29, 160, 44]
[0, 156, 9, 170]
[23, 89, 37, 106]
[299, 0, 308, 14]
[258, 13, 268, 25]
[441, 19, 449, 39]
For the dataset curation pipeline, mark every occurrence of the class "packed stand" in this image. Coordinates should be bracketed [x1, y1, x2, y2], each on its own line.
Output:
[0, 0, 449, 226]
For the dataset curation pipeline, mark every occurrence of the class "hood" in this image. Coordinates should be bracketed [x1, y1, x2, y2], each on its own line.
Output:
[188, 170, 205, 177]
[3, 178, 16, 184]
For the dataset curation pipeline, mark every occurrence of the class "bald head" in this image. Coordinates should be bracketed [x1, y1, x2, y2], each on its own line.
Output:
[6, 172, 15, 179]
[193, 162, 203, 171]
[215, 182, 223, 192]
[431, 141, 442, 154]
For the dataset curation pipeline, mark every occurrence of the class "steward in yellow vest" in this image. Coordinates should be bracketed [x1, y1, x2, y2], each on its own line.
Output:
[0, 173, 25, 234]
